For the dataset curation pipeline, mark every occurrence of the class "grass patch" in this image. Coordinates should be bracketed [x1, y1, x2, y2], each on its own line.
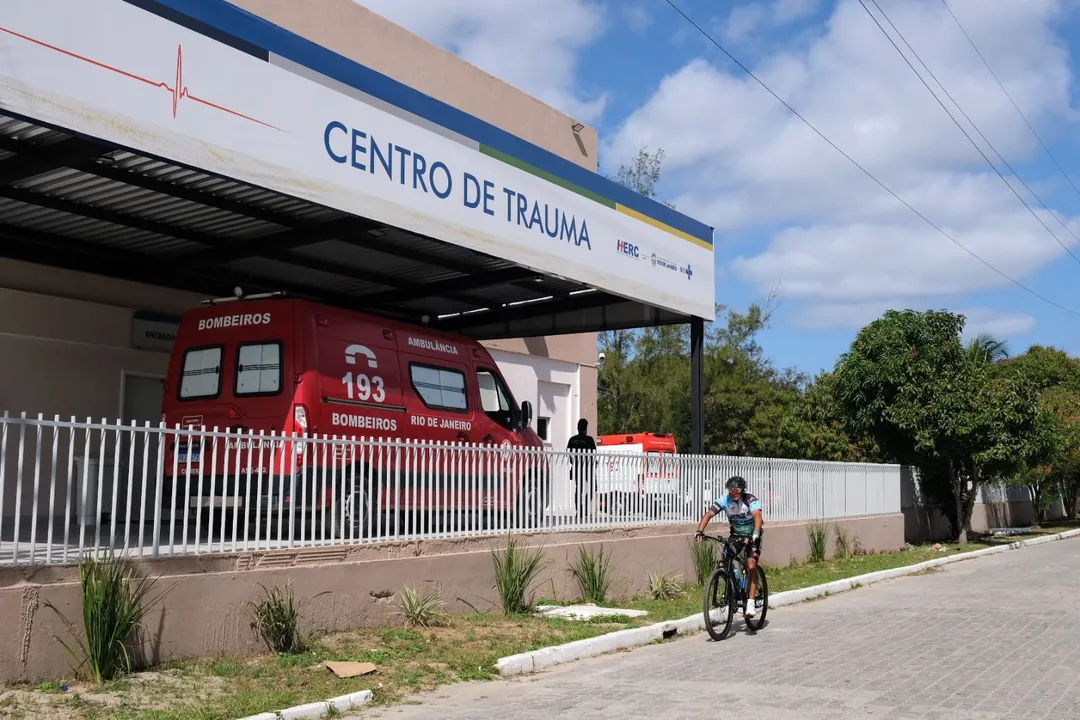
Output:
[492, 535, 547, 615]
[567, 544, 614, 605]
[247, 583, 320, 655]
[2, 614, 629, 719]
[688, 537, 717, 586]
[395, 586, 450, 629]
[8, 532, 1062, 719]
[807, 519, 830, 563]
[835, 525, 860, 559]
[44, 551, 168, 685]
[647, 571, 685, 601]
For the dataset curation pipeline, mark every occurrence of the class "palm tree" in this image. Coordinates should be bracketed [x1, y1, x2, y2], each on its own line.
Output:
[967, 333, 1010, 364]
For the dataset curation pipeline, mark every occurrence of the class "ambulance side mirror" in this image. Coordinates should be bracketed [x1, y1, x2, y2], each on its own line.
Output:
[520, 401, 533, 429]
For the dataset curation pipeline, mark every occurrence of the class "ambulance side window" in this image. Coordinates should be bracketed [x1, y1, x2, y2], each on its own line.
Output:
[410, 363, 468, 411]
[179, 345, 223, 400]
[235, 342, 283, 396]
[476, 368, 514, 429]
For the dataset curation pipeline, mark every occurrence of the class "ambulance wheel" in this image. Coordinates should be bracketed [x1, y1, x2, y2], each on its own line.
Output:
[517, 475, 548, 529]
[326, 486, 369, 540]
[604, 492, 629, 517]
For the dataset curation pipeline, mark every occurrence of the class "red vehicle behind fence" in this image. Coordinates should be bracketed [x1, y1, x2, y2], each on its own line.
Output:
[160, 294, 548, 537]
[593, 432, 679, 516]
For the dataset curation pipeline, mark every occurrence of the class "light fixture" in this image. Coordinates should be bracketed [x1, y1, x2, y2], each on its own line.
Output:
[571, 122, 585, 133]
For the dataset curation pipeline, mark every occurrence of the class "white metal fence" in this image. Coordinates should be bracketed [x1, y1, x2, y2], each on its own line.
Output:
[0, 413, 902, 566]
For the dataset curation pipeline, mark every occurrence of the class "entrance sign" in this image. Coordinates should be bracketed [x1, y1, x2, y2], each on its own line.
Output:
[0, 0, 715, 319]
[132, 311, 179, 353]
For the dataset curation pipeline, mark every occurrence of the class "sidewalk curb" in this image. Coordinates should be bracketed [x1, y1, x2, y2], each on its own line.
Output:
[238, 689, 373, 720]
[496, 528, 1080, 677]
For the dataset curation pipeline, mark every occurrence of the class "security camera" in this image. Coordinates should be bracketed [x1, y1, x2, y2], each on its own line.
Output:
[598, 351, 606, 365]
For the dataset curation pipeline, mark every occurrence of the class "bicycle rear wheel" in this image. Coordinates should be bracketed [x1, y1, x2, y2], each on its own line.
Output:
[703, 567, 735, 641]
[745, 565, 769, 631]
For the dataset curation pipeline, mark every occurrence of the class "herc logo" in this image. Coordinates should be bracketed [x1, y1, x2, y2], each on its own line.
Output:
[616, 239, 639, 258]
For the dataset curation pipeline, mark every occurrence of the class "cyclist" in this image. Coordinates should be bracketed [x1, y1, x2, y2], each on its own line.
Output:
[694, 475, 763, 618]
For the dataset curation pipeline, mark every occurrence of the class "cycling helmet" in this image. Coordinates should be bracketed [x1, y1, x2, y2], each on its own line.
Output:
[725, 475, 747, 491]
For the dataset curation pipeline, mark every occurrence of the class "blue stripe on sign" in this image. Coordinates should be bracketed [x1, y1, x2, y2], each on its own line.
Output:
[119, 0, 268, 61]
[137, 0, 715, 246]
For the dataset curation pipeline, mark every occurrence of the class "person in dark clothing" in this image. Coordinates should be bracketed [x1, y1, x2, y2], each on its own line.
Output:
[567, 418, 596, 519]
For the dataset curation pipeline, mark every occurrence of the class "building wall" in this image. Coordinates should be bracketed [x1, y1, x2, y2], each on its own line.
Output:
[225, 0, 600, 171]
[485, 336, 598, 433]
[0, 514, 905, 683]
[0, 279, 185, 515]
[901, 470, 1076, 542]
[904, 500, 1072, 543]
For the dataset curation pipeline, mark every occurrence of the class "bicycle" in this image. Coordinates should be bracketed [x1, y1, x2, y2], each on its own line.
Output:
[697, 533, 769, 641]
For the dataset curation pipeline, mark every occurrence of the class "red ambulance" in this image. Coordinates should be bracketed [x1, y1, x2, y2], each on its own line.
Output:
[160, 294, 548, 537]
[594, 432, 679, 516]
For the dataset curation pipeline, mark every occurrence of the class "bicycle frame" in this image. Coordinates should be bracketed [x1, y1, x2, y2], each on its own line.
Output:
[701, 533, 754, 601]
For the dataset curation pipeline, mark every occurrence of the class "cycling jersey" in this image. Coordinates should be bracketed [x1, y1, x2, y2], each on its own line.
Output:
[709, 492, 763, 537]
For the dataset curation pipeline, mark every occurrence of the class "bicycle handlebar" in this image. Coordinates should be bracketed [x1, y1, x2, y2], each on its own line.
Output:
[695, 532, 752, 553]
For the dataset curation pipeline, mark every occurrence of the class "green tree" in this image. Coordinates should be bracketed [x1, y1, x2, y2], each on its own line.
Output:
[833, 309, 1040, 542]
[995, 346, 1080, 520]
[994, 345, 1080, 389]
[967, 333, 1010, 364]
[1041, 386, 1080, 519]
[596, 296, 873, 461]
[788, 371, 883, 462]
[610, 144, 675, 209]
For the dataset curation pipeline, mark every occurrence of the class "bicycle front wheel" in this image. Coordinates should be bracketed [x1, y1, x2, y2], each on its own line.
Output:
[703, 567, 735, 641]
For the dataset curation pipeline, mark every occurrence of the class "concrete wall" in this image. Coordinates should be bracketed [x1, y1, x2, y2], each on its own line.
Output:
[904, 500, 1073, 543]
[0, 514, 903, 682]
[0, 283, 177, 419]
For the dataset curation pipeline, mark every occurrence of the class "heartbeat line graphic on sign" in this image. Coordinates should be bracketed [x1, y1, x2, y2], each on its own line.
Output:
[0, 26, 283, 132]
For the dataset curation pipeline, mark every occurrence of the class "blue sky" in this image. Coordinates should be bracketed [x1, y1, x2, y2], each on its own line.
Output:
[360, 0, 1080, 376]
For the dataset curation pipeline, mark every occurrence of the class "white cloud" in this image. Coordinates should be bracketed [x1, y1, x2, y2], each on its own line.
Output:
[354, 0, 608, 123]
[608, 0, 1079, 324]
[795, 300, 1036, 341]
[725, 0, 819, 44]
[961, 309, 1038, 339]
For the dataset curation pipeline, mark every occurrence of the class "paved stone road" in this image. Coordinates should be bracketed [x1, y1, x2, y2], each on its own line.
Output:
[348, 538, 1080, 720]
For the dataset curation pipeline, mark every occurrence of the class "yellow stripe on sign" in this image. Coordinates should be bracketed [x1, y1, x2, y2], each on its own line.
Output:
[616, 204, 714, 252]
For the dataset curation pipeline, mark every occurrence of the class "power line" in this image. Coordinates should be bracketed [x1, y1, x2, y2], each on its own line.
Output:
[661, 0, 1080, 318]
[857, 0, 1080, 268]
[940, 0, 1080, 204]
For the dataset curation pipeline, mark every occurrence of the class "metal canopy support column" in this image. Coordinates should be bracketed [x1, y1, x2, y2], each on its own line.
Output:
[690, 316, 705, 454]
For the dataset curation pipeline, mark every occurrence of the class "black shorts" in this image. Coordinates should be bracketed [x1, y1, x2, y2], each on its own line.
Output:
[731, 531, 763, 560]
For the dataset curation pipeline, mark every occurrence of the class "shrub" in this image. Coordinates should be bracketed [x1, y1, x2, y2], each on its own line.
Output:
[44, 550, 168, 684]
[688, 537, 717, 586]
[395, 585, 449, 628]
[492, 534, 547, 615]
[807, 519, 830, 563]
[247, 582, 319, 654]
[835, 524, 854, 560]
[568, 544, 613, 605]
[648, 571, 685, 601]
